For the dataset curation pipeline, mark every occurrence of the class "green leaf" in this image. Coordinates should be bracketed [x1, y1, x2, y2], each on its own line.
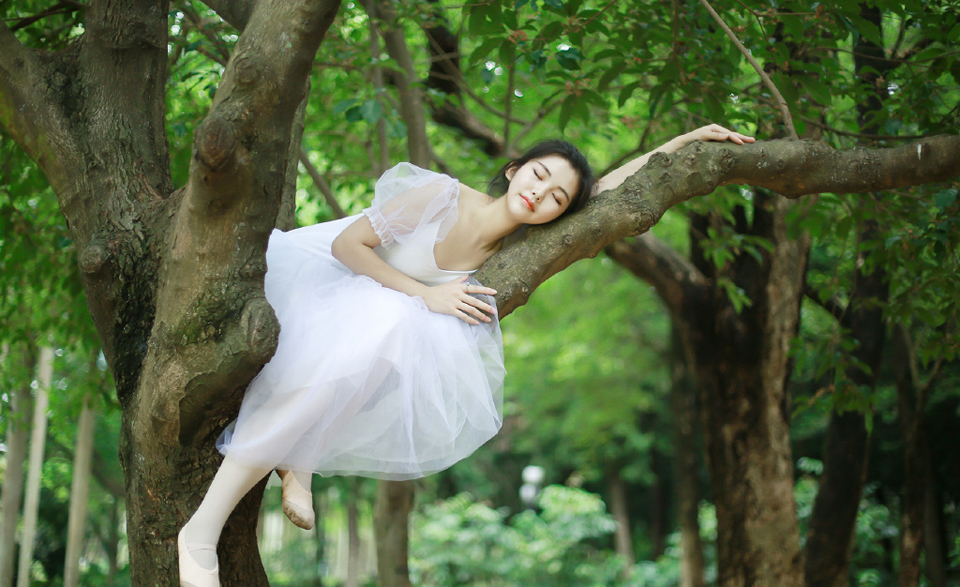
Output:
[468, 1, 503, 36]
[935, 188, 957, 211]
[499, 39, 516, 64]
[597, 62, 626, 92]
[333, 99, 359, 115]
[470, 37, 502, 65]
[558, 94, 577, 131]
[359, 99, 383, 124]
[618, 81, 641, 107]
[537, 21, 564, 45]
[555, 47, 583, 70]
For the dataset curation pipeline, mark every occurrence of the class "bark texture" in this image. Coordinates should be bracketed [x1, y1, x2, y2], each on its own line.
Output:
[608, 191, 810, 587]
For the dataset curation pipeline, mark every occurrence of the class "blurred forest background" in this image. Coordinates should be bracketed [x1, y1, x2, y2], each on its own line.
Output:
[1, 0, 958, 586]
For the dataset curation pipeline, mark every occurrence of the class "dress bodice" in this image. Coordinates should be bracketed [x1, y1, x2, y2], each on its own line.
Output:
[375, 218, 475, 287]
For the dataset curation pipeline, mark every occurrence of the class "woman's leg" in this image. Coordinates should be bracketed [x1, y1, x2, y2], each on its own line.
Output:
[179, 454, 272, 569]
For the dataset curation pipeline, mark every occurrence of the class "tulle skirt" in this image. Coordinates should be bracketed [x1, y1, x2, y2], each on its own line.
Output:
[217, 217, 504, 480]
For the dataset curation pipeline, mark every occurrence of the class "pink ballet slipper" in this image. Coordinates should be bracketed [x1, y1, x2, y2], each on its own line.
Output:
[178, 529, 219, 587]
[278, 469, 315, 530]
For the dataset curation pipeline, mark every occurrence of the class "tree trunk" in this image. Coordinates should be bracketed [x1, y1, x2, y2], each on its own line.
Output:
[804, 214, 886, 587]
[607, 470, 635, 574]
[0, 344, 35, 587]
[923, 476, 946, 587]
[609, 192, 809, 587]
[346, 487, 361, 587]
[64, 394, 97, 587]
[374, 480, 412, 587]
[893, 325, 930, 587]
[670, 325, 705, 587]
[16, 346, 53, 587]
[689, 194, 808, 587]
[804, 7, 900, 580]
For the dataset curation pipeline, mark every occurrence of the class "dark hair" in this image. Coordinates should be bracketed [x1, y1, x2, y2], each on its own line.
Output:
[488, 140, 595, 216]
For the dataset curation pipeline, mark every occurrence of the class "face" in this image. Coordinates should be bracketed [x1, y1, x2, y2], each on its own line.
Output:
[505, 154, 581, 224]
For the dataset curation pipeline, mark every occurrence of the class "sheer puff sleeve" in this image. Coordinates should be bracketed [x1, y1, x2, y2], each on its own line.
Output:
[362, 163, 460, 249]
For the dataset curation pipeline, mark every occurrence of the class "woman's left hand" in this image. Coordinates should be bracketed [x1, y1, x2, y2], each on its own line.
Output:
[681, 124, 755, 146]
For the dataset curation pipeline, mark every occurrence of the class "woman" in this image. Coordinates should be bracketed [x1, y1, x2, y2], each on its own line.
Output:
[178, 124, 753, 587]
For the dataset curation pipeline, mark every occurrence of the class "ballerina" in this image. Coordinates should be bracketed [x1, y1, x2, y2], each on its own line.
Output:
[177, 124, 753, 587]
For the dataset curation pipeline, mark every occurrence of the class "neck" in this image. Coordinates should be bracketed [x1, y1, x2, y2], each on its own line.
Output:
[474, 195, 524, 248]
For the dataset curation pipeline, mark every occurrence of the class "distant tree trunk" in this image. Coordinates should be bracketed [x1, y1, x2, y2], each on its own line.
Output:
[312, 487, 327, 587]
[0, 344, 35, 587]
[16, 346, 53, 587]
[692, 196, 807, 587]
[607, 470, 635, 574]
[670, 325, 705, 587]
[923, 478, 946, 587]
[374, 481, 412, 587]
[892, 324, 933, 587]
[649, 449, 669, 558]
[64, 394, 97, 587]
[608, 190, 809, 587]
[346, 487, 361, 587]
[804, 213, 886, 587]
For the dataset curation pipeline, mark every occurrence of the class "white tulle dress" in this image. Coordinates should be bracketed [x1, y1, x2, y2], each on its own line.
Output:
[216, 163, 504, 480]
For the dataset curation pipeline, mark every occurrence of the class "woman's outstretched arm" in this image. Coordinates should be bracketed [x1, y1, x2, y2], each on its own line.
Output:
[596, 124, 755, 194]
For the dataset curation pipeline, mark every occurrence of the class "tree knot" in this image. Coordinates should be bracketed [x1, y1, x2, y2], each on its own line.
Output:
[233, 54, 262, 87]
[79, 239, 110, 274]
[194, 114, 238, 172]
[242, 296, 279, 363]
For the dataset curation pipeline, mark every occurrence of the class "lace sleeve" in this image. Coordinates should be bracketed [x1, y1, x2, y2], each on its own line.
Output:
[362, 163, 460, 248]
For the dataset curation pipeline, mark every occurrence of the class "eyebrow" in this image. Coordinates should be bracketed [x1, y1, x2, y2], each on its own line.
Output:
[537, 161, 570, 202]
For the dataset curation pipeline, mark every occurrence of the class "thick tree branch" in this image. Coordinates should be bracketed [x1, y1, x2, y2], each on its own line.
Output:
[141, 0, 343, 447]
[0, 20, 77, 188]
[479, 136, 960, 316]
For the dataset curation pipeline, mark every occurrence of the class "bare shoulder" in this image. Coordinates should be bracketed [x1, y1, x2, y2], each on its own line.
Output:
[457, 182, 495, 213]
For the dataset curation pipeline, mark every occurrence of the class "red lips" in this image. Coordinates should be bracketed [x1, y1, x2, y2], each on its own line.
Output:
[520, 195, 535, 212]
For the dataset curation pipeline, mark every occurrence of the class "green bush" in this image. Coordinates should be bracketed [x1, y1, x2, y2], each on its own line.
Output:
[410, 485, 623, 587]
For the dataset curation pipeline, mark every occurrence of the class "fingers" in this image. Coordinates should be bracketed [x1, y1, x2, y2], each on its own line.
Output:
[459, 294, 495, 322]
[703, 124, 755, 144]
[435, 277, 498, 325]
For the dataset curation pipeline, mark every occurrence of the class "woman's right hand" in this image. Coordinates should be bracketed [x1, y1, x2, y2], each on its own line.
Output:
[421, 276, 497, 325]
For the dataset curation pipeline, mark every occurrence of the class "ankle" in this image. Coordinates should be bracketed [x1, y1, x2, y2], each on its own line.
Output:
[180, 519, 220, 550]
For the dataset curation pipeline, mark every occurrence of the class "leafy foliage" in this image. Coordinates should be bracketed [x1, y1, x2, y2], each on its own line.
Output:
[410, 486, 622, 587]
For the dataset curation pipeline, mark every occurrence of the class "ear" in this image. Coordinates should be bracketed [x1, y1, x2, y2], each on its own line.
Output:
[505, 163, 519, 181]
